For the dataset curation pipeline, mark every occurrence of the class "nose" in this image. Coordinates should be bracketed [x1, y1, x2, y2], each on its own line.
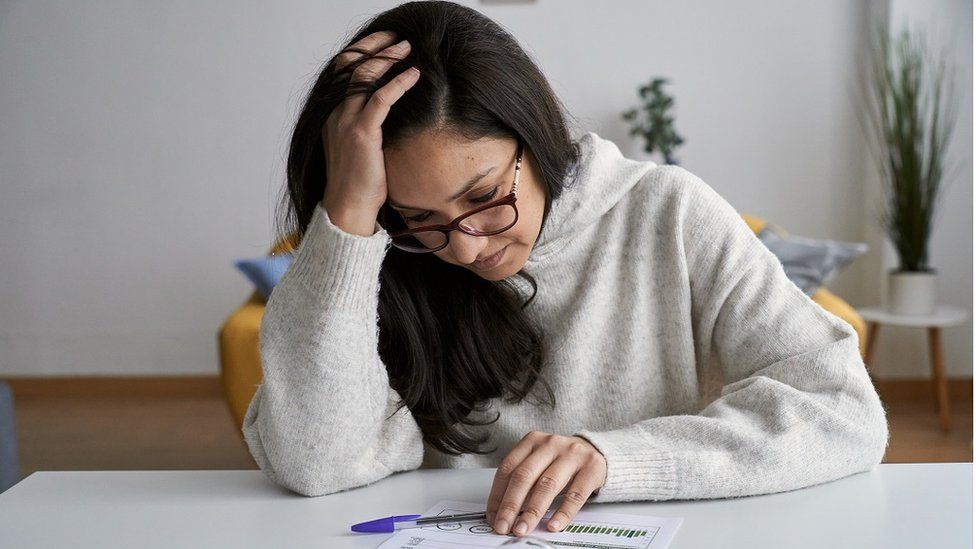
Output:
[447, 230, 490, 265]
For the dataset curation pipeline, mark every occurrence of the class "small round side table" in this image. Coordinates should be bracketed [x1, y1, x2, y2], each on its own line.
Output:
[856, 305, 969, 432]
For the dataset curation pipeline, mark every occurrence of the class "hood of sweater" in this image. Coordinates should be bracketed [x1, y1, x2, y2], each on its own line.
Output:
[525, 131, 659, 265]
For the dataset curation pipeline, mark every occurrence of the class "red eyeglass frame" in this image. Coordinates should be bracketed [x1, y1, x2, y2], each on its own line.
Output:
[385, 138, 524, 253]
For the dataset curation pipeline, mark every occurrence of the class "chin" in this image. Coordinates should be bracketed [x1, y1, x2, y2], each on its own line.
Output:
[472, 268, 510, 281]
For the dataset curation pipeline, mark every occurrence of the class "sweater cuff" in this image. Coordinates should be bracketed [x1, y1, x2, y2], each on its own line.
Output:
[573, 429, 677, 503]
[282, 203, 392, 312]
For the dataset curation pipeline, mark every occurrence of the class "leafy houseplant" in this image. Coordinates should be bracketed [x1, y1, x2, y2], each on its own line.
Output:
[861, 24, 957, 315]
[622, 77, 684, 165]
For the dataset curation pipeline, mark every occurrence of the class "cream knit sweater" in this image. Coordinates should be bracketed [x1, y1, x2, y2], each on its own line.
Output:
[242, 131, 889, 502]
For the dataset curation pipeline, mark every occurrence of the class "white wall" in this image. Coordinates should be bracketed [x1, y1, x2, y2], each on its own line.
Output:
[859, 0, 973, 379]
[0, 1, 970, 378]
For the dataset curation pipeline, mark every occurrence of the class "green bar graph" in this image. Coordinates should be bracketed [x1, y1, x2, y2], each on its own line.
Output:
[562, 522, 652, 539]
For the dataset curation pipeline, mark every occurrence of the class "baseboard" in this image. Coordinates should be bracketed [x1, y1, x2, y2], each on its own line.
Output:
[2, 375, 223, 398]
[3, 375, 972, 405]
[873, 378, 973, 403]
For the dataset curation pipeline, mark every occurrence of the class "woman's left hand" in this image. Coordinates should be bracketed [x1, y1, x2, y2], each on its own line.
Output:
[486, 431, 608, 537]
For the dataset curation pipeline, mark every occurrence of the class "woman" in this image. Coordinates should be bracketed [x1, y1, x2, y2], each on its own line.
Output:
[242, 0, 889, 538]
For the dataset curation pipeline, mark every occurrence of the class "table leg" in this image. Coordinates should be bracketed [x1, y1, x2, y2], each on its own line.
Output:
[927, 327, 951, 432]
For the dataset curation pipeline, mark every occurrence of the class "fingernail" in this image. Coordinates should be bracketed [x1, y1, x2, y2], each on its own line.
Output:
[514, 521, 527, 535]
[549, 519, 563, 531]
[495, 520, 509, 534]
[396, 39, 409, 48]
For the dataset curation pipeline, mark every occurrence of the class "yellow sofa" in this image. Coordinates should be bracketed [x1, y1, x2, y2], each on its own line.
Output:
[218, 214, 867, 432]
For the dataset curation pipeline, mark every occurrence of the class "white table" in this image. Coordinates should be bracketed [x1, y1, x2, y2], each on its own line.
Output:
[0, 464, 970, 548]
[857, 305, 970, 431]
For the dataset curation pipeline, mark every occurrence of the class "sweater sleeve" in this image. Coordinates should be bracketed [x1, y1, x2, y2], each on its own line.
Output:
[241, 202, 425, 497]
[573, 168, 889, 503]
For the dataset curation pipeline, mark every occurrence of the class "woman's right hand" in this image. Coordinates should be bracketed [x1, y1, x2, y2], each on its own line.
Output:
[321, 30, 421, 237]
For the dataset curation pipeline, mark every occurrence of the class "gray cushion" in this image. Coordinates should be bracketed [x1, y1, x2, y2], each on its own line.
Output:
[757, 225, 869, 296]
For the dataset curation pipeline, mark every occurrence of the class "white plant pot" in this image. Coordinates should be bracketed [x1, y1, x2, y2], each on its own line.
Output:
[886, 270, 938, 315]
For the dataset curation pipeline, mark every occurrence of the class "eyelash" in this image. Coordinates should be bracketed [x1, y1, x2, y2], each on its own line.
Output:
[405, 187, 499, 223]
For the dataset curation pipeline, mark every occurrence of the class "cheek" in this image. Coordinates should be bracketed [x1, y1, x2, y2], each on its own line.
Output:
[518, 197, 543, 240]
[512, 223, 530, 244]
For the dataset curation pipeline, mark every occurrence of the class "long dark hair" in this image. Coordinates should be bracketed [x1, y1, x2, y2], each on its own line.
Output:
[276, 1, 581, 456]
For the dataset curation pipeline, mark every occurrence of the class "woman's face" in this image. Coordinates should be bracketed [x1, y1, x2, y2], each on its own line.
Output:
[383, 130, 547, 281]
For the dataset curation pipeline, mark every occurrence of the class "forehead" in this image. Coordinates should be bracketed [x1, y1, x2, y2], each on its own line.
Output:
[384, 131, 513, 206]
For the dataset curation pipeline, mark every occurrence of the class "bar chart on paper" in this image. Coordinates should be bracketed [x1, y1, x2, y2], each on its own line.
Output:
[559, 518, 653, 541]
[375, 500, 682, 548]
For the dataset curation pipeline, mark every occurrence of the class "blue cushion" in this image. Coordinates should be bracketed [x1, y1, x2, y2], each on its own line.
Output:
[757, 225, 868, 296]
[234, 254, 293, 300]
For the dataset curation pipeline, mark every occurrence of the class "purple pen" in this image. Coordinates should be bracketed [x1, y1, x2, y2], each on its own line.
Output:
[351, 511, 488, 533]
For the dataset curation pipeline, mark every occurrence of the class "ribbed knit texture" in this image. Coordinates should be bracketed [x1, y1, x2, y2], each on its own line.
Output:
[242, 131, 890, 501]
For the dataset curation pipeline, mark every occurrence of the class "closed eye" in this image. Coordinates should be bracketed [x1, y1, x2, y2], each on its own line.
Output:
[404, 187, 499, 223]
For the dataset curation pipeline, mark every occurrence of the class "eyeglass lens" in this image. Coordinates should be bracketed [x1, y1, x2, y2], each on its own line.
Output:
[391, 203, 517, 252]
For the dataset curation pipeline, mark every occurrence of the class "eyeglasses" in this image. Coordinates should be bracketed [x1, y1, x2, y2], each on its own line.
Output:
[385, 139, 523, 253]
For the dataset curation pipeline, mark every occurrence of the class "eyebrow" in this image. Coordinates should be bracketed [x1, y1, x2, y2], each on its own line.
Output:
[388, 166, 497, 211]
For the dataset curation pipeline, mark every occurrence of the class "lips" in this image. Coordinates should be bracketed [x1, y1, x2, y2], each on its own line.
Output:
[472, 245, 506, 270]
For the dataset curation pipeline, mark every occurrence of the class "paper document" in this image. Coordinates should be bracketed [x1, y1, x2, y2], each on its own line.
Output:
[375, 499, 682, 548]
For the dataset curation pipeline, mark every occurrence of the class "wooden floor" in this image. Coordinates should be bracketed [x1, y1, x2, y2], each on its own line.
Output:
[3, 377, 972, 482]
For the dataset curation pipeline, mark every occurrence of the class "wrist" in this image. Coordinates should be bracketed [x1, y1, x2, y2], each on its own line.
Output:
[321, 201, 380, 237]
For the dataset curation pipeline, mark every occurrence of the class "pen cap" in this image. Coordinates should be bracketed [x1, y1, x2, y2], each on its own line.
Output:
[351, 514, 422, 533]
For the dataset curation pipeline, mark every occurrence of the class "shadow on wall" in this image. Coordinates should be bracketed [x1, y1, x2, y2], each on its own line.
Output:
[0, 380, 20, 493]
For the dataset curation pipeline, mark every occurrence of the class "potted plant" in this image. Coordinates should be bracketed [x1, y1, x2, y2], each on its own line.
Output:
[622, 77, 684, 165]
[860, 24, 957, 315]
